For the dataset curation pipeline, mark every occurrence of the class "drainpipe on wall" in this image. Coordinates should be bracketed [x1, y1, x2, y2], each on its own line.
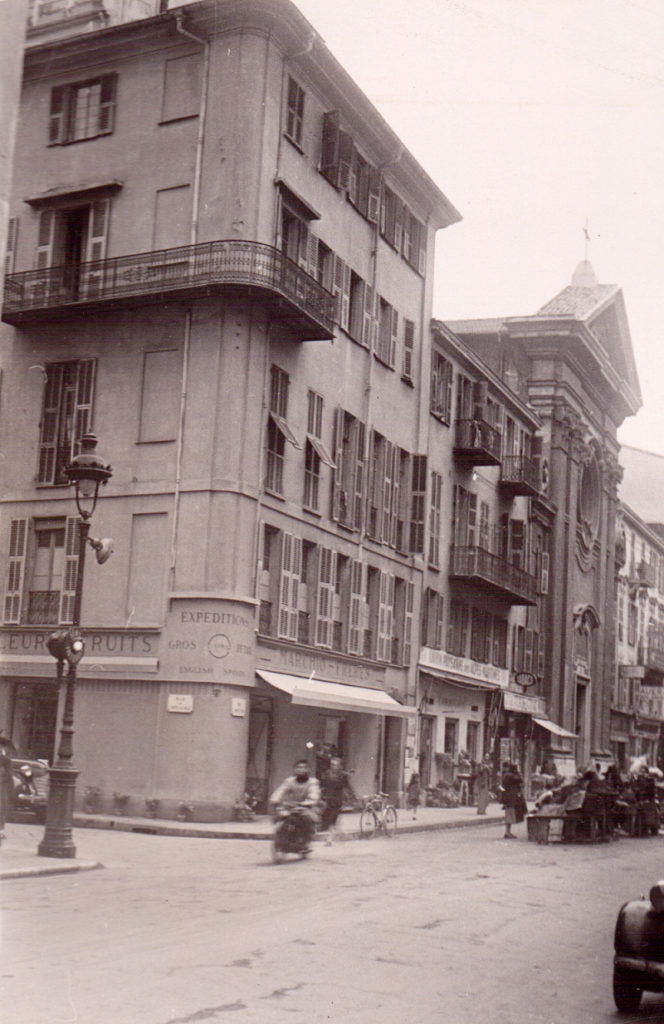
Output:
[169, 15, 210, 588]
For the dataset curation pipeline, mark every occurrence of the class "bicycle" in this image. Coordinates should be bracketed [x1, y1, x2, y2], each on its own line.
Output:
[359, 792, 398, 837]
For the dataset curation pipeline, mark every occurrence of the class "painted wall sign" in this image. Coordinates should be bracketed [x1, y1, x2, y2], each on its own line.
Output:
[257, 641, 386, 686]
[231, 697, 247, 717]
[160, 599, 255, 685]
[167, 694, 194, 713]
[503, 691, 547, 716]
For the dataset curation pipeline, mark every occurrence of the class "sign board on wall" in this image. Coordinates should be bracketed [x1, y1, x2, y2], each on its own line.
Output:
[160, 599, 255, 686]
[419, 647, 508, 690]
[167, 694, 193, 713]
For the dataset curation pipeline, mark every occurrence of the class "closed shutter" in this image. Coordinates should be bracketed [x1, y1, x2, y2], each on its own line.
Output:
[5, 216, 17, 275]
[377, 572, 394, 661]
[403, 580, 414, 666]
[73, 359, 96, 454]
[367, 167, 381, 223]
[35, 209, 55, 270]
[362, 283, 374, 349]
[38, 363, 64, 484]
[316, 548, 336, 648]
[409, 455, 427, 554]
[390, 307, 398, 367]
[510, 519, 525, 569]
[321, 111, 340, 184]
[84, 200, 110, 298]
[59, 516, 80, 624]
[331, 408, 344, 522]
[467, 492, 477, 547]
[333, 255, 350, 331]
[98, 73, 117, 135]
[353, 420, 365, 531]
[278, 534, 301, 641]
[539, 551, 550, 594]
[307, 232, 319, 279]
[348, 560, 364, 655]
[338, 130, 353, 191]
[4, 519, 28, 624]
[48, 85, 66, 144]
[383, 441, 395, 545]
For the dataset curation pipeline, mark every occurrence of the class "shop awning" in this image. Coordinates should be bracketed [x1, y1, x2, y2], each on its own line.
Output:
[532, 716, 578, 739]
[256, 670, 416, 717]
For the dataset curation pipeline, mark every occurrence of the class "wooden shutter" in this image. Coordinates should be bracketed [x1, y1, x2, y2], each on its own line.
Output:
[377, 572, 394, 661]
[332, 256, 350, 331]
[321, 111, 340, 184]
[5, 216, 17, 275]
[278, 533, 301, 641]
[35, 210, 55, 270]
[389, 307, 398, 367]
[316, 548, 336, 648]
[367, 167, 381, 223]
[510, 519, 525, 569]
[38, 363, 64, 484]
[331, 407, 344, 522]
[403, 580, 414, 665]
[307, 232, 319, 279]
[83, 200, 110, 297]
[60, 516, 80, 624]
[524, 629, 534, 673]
[338, 130, 353, 191]
[353, 420, 365, 531]
[48, 85, 66, 144]
[467, 492, 477, 547]
[4, 519, 28, 624]
[539, 551, 550, 595]
[382, 441, 396, 545]
[73, 359, 96, 448]
[348, 559, 364, 655]
[362, 283, 374, 349]
[394, 200, 404, 252]
[410, 455, 427, 554]
[98, 73, 117, 135]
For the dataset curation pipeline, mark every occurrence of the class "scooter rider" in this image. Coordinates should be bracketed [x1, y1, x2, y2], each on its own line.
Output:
[270, 759, 321, 847]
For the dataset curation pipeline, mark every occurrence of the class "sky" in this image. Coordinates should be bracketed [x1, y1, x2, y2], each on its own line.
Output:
[294, 0, 664, 454]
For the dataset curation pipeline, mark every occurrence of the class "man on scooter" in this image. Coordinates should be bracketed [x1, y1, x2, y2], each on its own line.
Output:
[270, 759, 321, 848]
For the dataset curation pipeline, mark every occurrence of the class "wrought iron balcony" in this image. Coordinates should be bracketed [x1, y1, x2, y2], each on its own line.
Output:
[453, 418, 502, 466]
[499, 455, 541, 497]
[449, 545, 537, 606]
[2, 239, 337, 340]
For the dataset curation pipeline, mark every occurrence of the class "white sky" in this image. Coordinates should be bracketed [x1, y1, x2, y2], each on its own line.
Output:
[294, 0, 664, 453]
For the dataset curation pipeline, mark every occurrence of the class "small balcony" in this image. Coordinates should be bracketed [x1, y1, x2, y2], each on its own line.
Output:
[499, 455, 541, 497]
[449, 545, 537, 606]
[453, 419, 502, 466]
[2, 239, 337, 341]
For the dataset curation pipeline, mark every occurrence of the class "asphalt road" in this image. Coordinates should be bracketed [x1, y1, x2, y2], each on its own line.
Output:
[3, 820, 664, 1024]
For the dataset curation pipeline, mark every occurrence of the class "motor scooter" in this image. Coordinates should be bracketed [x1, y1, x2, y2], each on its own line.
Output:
[271, 805, 315, 863]
[613, 880, 664, 1012]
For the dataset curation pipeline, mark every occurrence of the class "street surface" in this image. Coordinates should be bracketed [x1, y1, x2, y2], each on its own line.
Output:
[3, 819, 664, 1024]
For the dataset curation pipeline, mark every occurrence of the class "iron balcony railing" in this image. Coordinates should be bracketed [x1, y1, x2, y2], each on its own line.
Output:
[449, 545, 537, 605]
[2, 239, 337, 338]
[499, 454, 541, 496]
[453, 418, 502, 465]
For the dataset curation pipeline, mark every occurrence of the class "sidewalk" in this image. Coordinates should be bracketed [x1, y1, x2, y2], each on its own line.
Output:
[1, 803, 506, 879]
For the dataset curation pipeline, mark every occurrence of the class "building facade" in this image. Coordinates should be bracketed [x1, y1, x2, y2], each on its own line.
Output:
[0, 0, 461, 818]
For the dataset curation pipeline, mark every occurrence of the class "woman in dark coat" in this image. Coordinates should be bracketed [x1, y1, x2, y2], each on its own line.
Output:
[501, 761, 523, 839]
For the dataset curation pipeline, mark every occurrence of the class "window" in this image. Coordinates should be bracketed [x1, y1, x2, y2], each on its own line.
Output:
[492, 617, 508, 668]
[444, 718, 458, 757]
[430, 352, 453, 423]
[5, 216, 17, 275]
[403, 210, 426, 274]
[393, 577, 414, 666]
[38, 360, 96, 485]
[49, 74, 117, 144]
[348, 148, 380, 223]
[278, 533, 302, 641]
[3, 517, 78, 625]
[410, 455, 427, 554]
[380, 186, 403, 248]
[402, 320, 415, 383]
[303, 390, 334, 512]
[422, 588, 444, 649]
[34, 200, 111, 299]
[376, 297, 397, 367]
[452, 485, 477, 548]
[347, 559, 365, 655]
[162, 54, 202, 122]
[285, 76, 305, 147]
[315, 548, 337, 648]
[367, 432, 398, 544]
[470, 607, 492, 663]
[265, 365, 300, 495]
[447, 599, 469, 658]
[428, 470, 442, 568]
[320, 111, 353, 189]
[332, 408, 365, 530]
[348, 270, 365, 344]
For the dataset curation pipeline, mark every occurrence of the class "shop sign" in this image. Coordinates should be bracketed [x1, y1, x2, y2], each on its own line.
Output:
[418, 647, 508, 690]
[161, 599, 255, 686]
[257, 642, 385, 687]
[503, 691, 546, 716]
[0, 627, 158, 678]
[619, 664, 645, 679]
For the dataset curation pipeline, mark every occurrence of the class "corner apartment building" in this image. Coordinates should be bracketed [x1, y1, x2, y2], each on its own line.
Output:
[449, 261, 642, 779]
[613, 503, 664, 769]
[0, 0, 460, 818]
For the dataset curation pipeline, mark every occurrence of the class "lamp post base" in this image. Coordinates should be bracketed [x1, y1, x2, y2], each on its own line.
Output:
[38, 765, 79, 858]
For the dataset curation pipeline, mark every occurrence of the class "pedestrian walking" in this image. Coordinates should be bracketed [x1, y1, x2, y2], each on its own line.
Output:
[0, 731, 15, 844]
[406, 773, 421, 820]
[320, 756, 352, 844]
[475, 755, 492, 815]
[500, 761, 524, 838]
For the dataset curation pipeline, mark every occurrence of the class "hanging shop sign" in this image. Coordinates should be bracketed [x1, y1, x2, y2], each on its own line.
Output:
[503, 691, 547, 716]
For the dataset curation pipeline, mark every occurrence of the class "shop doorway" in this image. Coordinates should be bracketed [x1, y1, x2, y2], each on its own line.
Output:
[246, 694, 274, 812]
[11, 682, 59, 761]
[381, 716, 403, 797]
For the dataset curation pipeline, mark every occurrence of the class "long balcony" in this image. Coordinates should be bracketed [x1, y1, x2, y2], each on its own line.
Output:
[2, 239, 337, 340]
[499, 455, 541, 497]
[449, 544, 537, 606]
[453, 418, 502, 466]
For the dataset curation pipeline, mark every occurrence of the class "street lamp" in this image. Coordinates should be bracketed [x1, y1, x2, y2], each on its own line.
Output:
[38, 433, 112, 859]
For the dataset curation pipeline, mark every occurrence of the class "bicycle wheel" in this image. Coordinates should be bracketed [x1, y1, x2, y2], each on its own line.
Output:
[383, 805, 398, 836]
[360, 807, 377, 837]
